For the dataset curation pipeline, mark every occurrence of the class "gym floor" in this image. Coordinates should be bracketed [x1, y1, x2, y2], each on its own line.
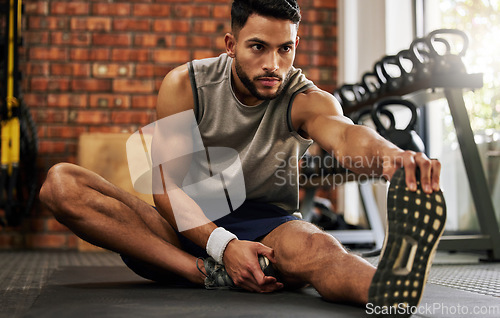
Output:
[1, 250, 499, 318]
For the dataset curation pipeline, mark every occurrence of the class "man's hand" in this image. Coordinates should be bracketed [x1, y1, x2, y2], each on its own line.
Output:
[222, 239, 283, 293]
[382, 150, 441, 194]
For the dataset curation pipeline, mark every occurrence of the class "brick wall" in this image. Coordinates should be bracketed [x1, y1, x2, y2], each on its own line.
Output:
[0, 0, 338, 249]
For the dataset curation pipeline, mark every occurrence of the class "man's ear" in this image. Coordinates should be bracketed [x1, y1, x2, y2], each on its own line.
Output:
[295, 36, 300, 48]
[225, 33, 236, 58]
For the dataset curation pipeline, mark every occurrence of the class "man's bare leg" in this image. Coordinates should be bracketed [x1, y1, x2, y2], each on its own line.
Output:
[39, 163, 206, 285]
[260, 220, 376, 304]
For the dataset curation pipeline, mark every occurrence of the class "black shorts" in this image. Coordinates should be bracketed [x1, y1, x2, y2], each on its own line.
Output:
[121, 200, 301, 284]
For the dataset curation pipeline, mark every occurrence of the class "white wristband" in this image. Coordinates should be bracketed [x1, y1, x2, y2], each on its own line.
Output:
[206, 227, 237, 264]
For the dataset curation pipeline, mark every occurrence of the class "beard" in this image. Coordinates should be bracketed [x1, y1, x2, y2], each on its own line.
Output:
[234, 57, 291, 101]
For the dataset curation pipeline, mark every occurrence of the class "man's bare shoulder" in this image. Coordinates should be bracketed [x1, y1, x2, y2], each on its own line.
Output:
[157, 64, 194, 119]
[293, 87, 343, 115]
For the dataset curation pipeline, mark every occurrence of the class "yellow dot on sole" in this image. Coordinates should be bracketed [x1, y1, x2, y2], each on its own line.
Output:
[436, 206, 443, 216]
[435, 195, 442, 203]
[426, 202, 431, 210]
[424, 215, 430, 224]
[433, 219, 441, 230]
[416, 198, 421, 205]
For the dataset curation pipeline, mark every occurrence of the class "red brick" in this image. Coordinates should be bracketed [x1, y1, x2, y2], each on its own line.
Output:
[72, 79, 112, 92]
[113, 79, 154, 93]
[133, 4, 171, 17]
[25, 2, 49, 15]
[111, 49, 149, 62]
[194, 50, 218, 60]
[73, 111, 110, 125]
[25, 233, 68, 249]
[51, 32, 91, 46]
[47, 94, 87, 108]
[213, 5, 231, 19]
[89, 94, 131, 108]
[193, 20, 229, 33]
[191, 36, 212, 48]
[30, 47, 68, 61]
[71, 17, 112, 31]
[92, 63, 133, 78]
[312, 25, 337, 38]
[70, 48, 110, 61]
[92, 3, 131, 16]
[173, 5, 210, 18]
[132, 95, 157, 108]
[32, 109, 68, 123]
[153, 20, 191, 33]
[113, 18, 151, 32]
[111, 111, 151, 124]
[25, 31, 49, 44]
[89, 126, 134, 134]
[23, 94, 47, 107]
[313, 0, 336, 9]
[0, 233, 22, 249]
[51, 2, 89, 15]
[214, 37, 226, 50]
[46, 125, 87, 138]
[39, 141, 67, 153]
[92, 33, 131, 46]
[50, 64, 91, 77]
[134, 64, 172, 78]
[153, 50, 190, 63]
[26, 63, 50, 76]
[31, 78, 70, 92]
[28, 17, 69, 30]
[193, 0, 228, 3]
[295, 53, 310, 66]
[46, 218, 71, 232]
[303, 10, 332, 23]
[134, 34, 173, 47]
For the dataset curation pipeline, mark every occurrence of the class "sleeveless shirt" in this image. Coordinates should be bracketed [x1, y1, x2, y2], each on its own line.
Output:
[187, 53, 315, 213]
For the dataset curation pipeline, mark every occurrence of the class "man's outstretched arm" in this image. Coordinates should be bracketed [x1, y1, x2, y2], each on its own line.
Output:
[291, 88, 441, 193]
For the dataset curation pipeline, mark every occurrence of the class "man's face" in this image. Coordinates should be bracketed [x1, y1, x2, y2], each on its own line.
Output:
[226, 14, 299, 104]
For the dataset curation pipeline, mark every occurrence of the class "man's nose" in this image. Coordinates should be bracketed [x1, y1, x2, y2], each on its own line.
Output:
[262, 51, 279, 73]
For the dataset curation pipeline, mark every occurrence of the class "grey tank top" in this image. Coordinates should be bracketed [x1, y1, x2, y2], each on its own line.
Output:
[187, 53, 315, 213]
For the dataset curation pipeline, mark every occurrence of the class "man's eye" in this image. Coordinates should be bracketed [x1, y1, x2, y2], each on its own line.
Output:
[252, 44, 263, 51]
[281, 46, 292, 52]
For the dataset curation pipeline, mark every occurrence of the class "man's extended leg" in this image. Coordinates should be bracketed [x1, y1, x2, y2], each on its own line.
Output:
[260, 220, 376, 303]
[261, 168, 446, 310]
[39, 163, 206, 285]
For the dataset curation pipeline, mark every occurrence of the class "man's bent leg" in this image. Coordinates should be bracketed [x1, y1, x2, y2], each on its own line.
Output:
[260, 220, 376, 303]
[39, 163, 206, 285]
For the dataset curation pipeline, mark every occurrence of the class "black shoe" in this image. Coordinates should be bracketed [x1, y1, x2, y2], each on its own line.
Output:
[368, 168, 447, 317]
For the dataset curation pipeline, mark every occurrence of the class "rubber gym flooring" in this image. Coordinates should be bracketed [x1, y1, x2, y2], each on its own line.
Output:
[0, 250, 499, 317]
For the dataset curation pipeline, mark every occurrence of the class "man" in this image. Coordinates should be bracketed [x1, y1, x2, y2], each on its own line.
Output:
[40, 0, 445, 314]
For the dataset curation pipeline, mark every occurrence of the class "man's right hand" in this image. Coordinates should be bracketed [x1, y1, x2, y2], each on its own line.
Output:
[222, 239, 283, 293]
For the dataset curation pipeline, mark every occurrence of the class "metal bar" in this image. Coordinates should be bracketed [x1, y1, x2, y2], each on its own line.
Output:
[444, 88, 500, 260]
[358, 183, 385, 249]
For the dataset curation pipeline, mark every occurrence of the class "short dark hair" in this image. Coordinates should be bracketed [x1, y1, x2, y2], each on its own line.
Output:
[231, 0, 301, 34]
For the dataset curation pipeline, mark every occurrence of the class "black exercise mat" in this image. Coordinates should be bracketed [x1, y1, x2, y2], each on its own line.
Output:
[23, 266, 362, 318]
[24, 266, 499, 318]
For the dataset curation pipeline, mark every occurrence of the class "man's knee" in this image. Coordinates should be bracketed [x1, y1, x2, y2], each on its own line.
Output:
[274, 223, 347, 271]
[40, 163, 84, 220]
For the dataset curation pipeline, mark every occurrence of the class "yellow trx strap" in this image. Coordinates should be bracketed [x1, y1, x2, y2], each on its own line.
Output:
[1, 0, 21, 172]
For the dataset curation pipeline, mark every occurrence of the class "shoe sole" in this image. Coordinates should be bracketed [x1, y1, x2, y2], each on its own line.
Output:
[368, 168, 446, 317]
